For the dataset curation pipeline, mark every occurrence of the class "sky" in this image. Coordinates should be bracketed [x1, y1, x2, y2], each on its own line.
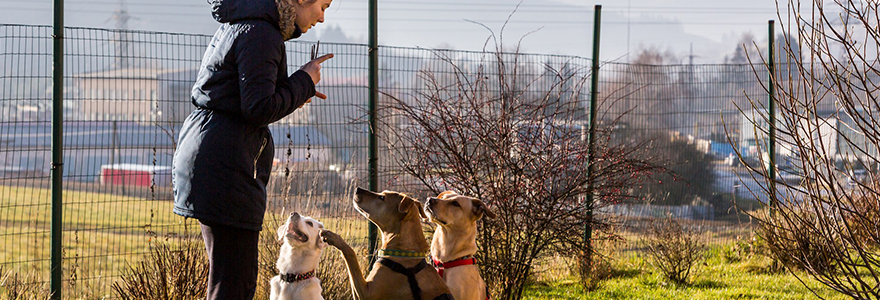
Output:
[0, 0, 796, 63]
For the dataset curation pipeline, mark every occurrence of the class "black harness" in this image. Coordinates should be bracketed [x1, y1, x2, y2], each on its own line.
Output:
[377, 258, 455, 300]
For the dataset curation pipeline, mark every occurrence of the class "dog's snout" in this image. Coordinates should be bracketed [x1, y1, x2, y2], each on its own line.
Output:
[426, 197, 438, 206]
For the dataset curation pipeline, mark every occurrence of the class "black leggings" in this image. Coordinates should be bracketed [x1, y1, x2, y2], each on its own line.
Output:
[200, 221, 260, 300]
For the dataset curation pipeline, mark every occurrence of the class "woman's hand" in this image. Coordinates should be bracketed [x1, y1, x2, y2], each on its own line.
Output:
[301, 53, 334, 99]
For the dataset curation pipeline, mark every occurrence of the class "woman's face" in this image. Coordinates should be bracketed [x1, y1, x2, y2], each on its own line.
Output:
[295, 0, 332, 33]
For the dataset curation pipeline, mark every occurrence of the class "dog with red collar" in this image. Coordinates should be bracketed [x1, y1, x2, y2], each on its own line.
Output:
[425, 191, 496, 300]
[270, 212, 326, 300]
[321, 188, 454, 300]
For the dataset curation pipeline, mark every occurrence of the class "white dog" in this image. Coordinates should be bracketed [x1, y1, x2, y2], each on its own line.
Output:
[270, 212, 326, 300]
[425, 191, 496, 300]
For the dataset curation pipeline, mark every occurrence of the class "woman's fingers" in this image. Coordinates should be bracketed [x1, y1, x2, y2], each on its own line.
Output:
[313, 53, 334, 64]
[315, 91, 327, 99]
[303, 53, 334, 84]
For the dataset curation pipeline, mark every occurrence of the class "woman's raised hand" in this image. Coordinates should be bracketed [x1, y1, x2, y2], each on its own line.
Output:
[301, 53, 334, 99]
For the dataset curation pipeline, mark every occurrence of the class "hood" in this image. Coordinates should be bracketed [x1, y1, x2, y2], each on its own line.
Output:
[209, 0, 302, 40]
[275, 0, 302, 40]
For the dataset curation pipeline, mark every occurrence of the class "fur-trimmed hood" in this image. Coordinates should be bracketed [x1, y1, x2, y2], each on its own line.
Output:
[275, 0, 302, 40]
[209, 0, 302, 40]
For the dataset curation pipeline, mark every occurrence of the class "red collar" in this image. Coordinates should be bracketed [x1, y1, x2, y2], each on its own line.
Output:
[431, 255, 477, 277]
[432, 256, 491, 300]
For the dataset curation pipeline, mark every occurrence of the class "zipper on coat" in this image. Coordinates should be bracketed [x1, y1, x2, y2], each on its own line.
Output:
[254, 137, 268, 179]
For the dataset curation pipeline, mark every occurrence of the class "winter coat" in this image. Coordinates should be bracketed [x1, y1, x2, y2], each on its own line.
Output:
[172, 0, 315, 231]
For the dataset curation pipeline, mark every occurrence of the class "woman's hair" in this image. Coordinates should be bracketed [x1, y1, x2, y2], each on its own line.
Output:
[276, 0, 321, 40]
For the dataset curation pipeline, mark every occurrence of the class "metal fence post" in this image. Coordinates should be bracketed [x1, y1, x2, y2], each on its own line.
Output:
[768, 20, 777, 216]
[50, 0, 65, 298]
[367, 0, 380, 270]
[585, 4, 601, 267]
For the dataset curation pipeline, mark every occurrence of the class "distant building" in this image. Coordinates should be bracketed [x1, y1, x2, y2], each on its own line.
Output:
[0, 122, 337, 185]
[741, 107, 879, 166]
[73, 67, 197, 124]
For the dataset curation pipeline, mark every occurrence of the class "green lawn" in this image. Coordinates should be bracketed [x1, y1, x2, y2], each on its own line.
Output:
[0, 184, 857, 300]
[0, 184, 367, 299]
[523, 252, 848, 300]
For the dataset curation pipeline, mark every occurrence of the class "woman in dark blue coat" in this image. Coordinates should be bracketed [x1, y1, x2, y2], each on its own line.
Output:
[172, 0, 333, 298]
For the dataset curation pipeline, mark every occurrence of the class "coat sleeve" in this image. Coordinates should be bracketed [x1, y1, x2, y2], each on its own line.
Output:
[234, 22, 316, 127]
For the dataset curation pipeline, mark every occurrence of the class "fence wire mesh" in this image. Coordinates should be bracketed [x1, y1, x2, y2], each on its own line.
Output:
[1, 24, 776, 298]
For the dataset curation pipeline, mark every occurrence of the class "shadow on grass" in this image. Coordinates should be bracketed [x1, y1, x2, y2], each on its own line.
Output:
[691, 279, 726, 289]
[609, 268, 642, 280]
[522, 281, 586, 300]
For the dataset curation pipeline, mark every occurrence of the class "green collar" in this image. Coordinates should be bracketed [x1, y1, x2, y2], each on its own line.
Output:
[378, 249, 428, 258]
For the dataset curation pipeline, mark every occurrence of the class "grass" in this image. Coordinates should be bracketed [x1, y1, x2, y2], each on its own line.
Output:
[523, 249, 849, 300]
[0, 184, 859, 299]
[0, 184, 367, 299]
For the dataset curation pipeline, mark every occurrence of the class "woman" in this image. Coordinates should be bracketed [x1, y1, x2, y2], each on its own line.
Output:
[171, 0, 333, 298]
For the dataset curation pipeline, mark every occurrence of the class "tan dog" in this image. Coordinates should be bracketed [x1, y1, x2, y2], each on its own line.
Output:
[425, 191, 496, 300]
[270, 212, 326, 300]
[320, 187, 453, 300]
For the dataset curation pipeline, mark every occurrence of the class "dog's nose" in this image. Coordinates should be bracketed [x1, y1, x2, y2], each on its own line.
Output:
[426, 197, 437, 205]
[291, 212, 300, 220]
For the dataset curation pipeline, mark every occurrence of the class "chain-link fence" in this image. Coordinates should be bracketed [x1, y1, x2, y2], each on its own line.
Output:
[1, 24, 776, 298]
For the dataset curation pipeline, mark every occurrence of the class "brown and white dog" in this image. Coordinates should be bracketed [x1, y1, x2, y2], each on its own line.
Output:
[270, 212, 326, 300]
[425, 191, 496, 300]
[320, 187, 454, 300]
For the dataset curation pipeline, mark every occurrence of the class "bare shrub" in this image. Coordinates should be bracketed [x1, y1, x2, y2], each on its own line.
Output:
[575, 240, 618, 291]
[0, 267, 50, 300]
[379, 40, 662, 298]
[739, 0, 880, 298]
[645, 217, 705, 285]
[758, 209, 837, 274]
[111, 238, 208, 300]
[841, 185, 880, 250]
[723, 234, 776, 266]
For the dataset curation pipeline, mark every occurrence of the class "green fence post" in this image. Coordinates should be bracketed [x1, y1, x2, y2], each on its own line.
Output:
[367, 0, 380, 270]
[50, 0, 65, 298]
[585, 4, 601, 269]
[768, 20, 777, 216]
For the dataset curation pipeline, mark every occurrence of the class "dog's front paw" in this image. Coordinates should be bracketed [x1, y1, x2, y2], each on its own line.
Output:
[320, 230, 346, 248]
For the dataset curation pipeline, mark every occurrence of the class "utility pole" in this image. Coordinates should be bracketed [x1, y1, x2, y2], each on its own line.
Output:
[111, 0, 131, 69]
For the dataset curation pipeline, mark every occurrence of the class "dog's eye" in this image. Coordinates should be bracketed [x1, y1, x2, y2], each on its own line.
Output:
[306, 221, 313, 227]
[451, 202, 461, 207]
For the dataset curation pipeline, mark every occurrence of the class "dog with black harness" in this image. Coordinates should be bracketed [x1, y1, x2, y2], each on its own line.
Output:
[321, 188, 454, 300]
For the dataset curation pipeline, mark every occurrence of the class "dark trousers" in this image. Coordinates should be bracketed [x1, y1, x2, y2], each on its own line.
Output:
[200, 221, 260, 300]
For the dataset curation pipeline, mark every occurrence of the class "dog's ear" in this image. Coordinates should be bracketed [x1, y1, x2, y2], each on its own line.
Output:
[398, 195, 414, 214]
[276, 222, 288, 242]
[414, 200, 427, 219]
[398, 196, 426, 218]
[472, 199, 497, 220]
[438, 190, 458, 199]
